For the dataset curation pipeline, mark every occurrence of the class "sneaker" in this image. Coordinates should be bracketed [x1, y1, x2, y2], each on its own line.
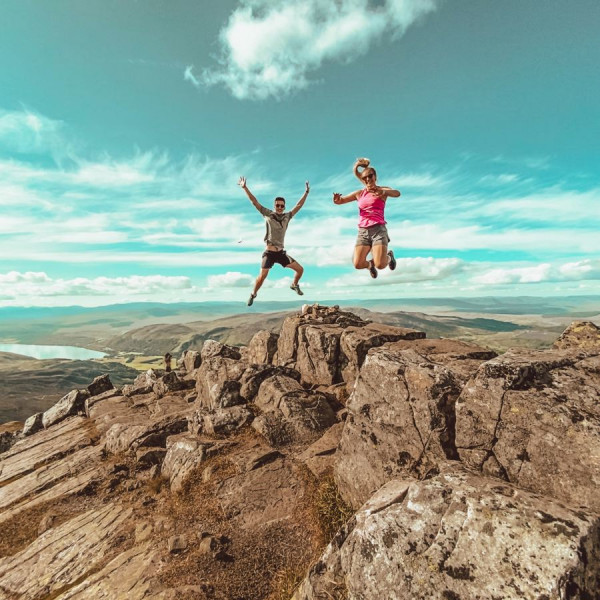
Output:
[291, 283, 304, 296]
[368, 259, 378, 279]
[247, 293, 256, 306]
[387, 250, 396, 271]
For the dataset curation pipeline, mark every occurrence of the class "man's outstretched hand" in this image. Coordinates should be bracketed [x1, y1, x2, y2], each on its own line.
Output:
[238, 176, 247, 188]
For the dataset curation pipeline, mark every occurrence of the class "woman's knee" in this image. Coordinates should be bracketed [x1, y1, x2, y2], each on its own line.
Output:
[374, 258, 387, 269]
[352, 258, 363, 269]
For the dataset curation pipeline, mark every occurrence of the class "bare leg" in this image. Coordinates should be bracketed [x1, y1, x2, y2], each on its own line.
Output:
[372, 244, 389, 269]
[252, 268, 270, 296]
[353, 245, 371, 269]
[286, 261, 304, 285]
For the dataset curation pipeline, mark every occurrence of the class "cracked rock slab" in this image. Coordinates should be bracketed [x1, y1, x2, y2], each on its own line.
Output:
[294, 464, 600, 600]
[0, 416, 96, 485]
[456, 348, 600, 512]
[335, 347, 464, 509]
[0, 503, 133, 599]
[55, 542, 160, 600]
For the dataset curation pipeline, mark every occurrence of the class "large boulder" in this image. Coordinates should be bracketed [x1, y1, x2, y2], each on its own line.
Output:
[252, 375, 337, 446]
[42, 389, 90, 429]
[162, 434, 231, 492]
[456, 348, 600, 512]
[191, 406, 254, 436]
[294, 465, 600, 600]
[276, 305, 424, 387]
[246, 330, 279, 364]
[553, 320, 600, 352]
[153, 370, 194, 398]
[181, 349, 202, 373]
[195, 356, 247, 409]
[335, 343, 488, 509]
[276, 305, 367, 369]
[238, 364, 301, 403]
[339, 323, 426, 387]
[200, 339, 241, 361]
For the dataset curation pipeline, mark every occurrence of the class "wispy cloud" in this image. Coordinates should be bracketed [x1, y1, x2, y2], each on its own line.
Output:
[472, 259, 600, 285]
[327, 256, 463, 288]
[194, 0, 440, 100]
[0, 108, 68, 157]
[0, 272, 192, 299]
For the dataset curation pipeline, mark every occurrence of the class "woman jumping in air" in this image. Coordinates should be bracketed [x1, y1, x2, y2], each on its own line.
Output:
[333, 158, 400, 278]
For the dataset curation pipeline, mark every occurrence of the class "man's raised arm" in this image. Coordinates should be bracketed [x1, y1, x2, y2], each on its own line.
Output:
[290, 181, 310, 216]
[238, 176, 267, 213]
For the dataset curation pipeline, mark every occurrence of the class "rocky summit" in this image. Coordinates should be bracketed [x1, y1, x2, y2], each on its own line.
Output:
[1, 305, 600, 600]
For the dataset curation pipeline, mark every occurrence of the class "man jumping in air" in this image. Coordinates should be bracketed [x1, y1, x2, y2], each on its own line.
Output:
[238, 176, 309, 306]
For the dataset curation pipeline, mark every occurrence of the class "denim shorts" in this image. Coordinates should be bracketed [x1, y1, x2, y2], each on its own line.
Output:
[356, 224, 390, 247]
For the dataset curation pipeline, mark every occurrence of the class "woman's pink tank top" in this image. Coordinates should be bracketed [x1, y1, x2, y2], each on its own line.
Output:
[357, 189, 386, 228]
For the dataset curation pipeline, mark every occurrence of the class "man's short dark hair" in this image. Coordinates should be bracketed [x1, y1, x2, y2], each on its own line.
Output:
[274, 197, 285, 204]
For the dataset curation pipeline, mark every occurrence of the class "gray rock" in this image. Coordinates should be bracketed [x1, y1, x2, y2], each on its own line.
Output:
[104, 415, 188, 455]
[153, 370, 194, 398]
[122, 369, 160, 396]
[297, 422, 345, 478]
[191, 406, 254, 436]
[201, 339, 241, 361]
[294, 465, 600, 600]
[42, 388, 90, 429]
[239, 363, 301, 402]
[22, 412, 44, 436]
[182, 349, 202, 372]
[168, 534, 188, 554]
[456, 348, 600, 512]
[195, 356, 247, 409]
[162, 434, 231, 492]
[335, 346, 464, 508]
[252, 375, 337, 446]
[246, 330, 279, 364]
[87, 373, 114, 396]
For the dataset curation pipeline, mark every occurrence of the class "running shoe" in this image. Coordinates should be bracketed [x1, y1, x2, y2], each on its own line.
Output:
[368, 259, 378, 279]
[388, 250, 397, 271]
[290, 283, 304, 296]
[247, 293, 256, 306]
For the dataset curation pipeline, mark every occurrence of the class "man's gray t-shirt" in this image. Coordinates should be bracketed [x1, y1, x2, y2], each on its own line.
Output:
[257, 205, 293, 249]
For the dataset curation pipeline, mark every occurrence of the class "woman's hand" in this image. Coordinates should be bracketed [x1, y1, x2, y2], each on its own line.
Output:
[333, 192, 343, 204]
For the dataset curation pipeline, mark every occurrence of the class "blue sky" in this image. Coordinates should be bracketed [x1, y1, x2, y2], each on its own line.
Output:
[1, 0, 599, 307]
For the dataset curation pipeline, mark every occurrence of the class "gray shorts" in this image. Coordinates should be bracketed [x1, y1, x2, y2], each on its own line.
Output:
[356, 224, 390, 247]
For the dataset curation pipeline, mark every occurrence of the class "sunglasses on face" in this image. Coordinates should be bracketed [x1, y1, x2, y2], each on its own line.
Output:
[275, 203, 285, 208]
[362, 174, 375, 181]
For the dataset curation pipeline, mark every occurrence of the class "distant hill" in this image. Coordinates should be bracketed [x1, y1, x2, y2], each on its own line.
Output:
[1, 296, 599, 351]
[0, 354, 138, 424]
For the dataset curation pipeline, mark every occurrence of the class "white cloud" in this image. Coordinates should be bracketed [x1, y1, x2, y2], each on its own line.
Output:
[472, 259, 600, 286]
[0, 109, 67, 155]
[0, 272, 192, 299]
[327, 256, 463, 287]
[206, 271, 254, 288]
[197, 0, 439, 100]
[472, 264, 552, 285]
